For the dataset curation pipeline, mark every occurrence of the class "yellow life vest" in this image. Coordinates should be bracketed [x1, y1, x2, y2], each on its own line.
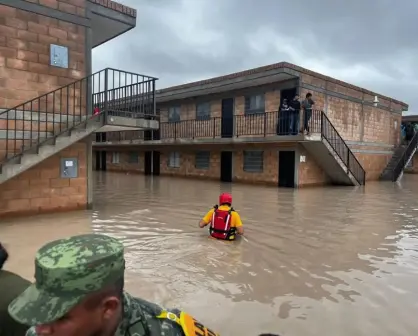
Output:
[157, 310, 219, 336]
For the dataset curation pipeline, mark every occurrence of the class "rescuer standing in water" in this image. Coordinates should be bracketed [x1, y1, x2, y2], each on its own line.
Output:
[199, 192, 244, 240]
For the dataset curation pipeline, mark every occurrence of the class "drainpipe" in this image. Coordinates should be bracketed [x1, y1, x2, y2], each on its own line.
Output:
[360, 92, 365, 142]
[324, 81, 328, 114]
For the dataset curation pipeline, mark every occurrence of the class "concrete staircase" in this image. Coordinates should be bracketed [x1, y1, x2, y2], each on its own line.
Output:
[0, 116, 102, 184]
[302, 135, 360, 186]
[380, 145, 407, 181]
[0, 68, 159, 186]
[380, 133, 418, 182]
[301, 112, 365, 186]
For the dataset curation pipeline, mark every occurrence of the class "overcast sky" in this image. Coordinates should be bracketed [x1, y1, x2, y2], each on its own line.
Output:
[92, 0, 418, 115]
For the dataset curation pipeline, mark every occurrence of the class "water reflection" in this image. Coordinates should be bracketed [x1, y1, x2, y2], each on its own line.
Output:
[2, 172, 418, 335]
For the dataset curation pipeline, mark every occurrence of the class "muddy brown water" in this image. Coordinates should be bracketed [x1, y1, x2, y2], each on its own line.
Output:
[2, 171, 418, 336]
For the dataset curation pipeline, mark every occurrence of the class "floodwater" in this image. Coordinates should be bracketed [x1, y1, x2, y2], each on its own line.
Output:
[2, 172, 418, 336]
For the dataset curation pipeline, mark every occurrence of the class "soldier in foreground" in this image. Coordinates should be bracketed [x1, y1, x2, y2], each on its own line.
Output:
[8, 233, 220, 336]
[0, 242, 32, 336]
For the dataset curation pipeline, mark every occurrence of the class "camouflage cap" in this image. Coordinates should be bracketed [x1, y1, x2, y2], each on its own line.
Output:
[8, 233, 125, 326]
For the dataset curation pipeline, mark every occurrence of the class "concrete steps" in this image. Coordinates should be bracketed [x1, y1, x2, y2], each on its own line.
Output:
[0, 118, 103, 185]
[302, 134, 360, 186]
[380, 144, 416, 182]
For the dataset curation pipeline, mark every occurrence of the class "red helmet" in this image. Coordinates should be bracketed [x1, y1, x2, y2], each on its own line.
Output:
[219, 192, 232, 205]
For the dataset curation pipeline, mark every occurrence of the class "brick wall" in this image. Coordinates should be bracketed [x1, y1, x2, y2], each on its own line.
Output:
[26, 0, 86, 16]
[102, 143, 333, 187]
[354, 153, 392, 180]
[159, 150, 219, 179]
[0, 2, 88, 218]
[158, 88, 282, 140]
[300, 73, 402, 146]
[233, 148, 278, 184]
[0, 141, 87, 217]
[297, 147, 330, 187]
[106, 151, 144, 174]
[0, 4, 86, 109]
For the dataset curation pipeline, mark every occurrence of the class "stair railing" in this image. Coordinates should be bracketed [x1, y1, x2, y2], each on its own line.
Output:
[320, 111, 366, 185]
[0, 68, 157, 168]
[392, 130, 418, 181]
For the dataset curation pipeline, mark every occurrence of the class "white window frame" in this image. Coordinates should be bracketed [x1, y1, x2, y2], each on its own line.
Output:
[111, 152, 120, 164]
[168, 106, 181, 122]
[244, 94, 265, 115]
[168, 152, 180, 168]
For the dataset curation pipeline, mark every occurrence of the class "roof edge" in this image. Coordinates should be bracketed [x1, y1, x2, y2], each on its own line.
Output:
[157, 61, 408, 109]
[88, 0, 136, 18]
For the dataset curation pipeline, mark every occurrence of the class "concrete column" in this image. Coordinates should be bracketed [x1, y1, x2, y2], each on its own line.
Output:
[85, 8, 93, 209]
[86, 135, 94, 209]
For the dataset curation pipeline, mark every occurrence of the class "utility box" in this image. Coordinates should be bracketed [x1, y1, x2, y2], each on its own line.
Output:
[50, 44, 69, 69]
[60, 158, 78, 178]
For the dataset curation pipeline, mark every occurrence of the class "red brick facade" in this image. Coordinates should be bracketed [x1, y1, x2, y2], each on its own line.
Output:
[0, 4, 86, 108]
[0, 141, 87, 217]
[0, 2, 90, 218]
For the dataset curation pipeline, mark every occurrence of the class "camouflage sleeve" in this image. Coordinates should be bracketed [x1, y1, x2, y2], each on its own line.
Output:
[25, 326, 37, 336]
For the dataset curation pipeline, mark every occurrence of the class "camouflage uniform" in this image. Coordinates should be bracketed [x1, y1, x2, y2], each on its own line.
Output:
[7, 234, 192, 336]
[0, 242, 32, 336]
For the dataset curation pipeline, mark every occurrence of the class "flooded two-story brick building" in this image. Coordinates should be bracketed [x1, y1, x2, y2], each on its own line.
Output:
[94, 62, 410, 188]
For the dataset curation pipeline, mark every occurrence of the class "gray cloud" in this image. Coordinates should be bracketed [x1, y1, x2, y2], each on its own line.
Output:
[93, 0, 418, 114]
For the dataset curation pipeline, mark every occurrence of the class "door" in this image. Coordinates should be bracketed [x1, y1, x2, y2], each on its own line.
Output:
[280, 88, 297, 106]
[144, 151, 152, 175]
[95, 150, 100, 170]
[101, 151, 107, 170]
[144, 130, 152, 141]
[220, 151, 233, 182]
[152, 151, 160, 175]
[278, 151, 295, 188]
[221, 98, 234, 138]
[95, 151, 107, 171]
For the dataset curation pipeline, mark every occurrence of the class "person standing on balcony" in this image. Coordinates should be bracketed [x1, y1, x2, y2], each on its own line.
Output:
[8, 234, 220, 336]
[199, 192, 244, 241]
[277, 99, 290, 135]
[289, 94, 301, 135]
[405, 123, 414, 143]
[0, 242, 32, 335]
[302, 92, 315, 135]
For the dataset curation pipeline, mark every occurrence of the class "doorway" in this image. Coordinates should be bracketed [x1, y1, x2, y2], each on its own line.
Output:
[221, 98, 234, 138]
[144, 151, 160, 175]
[152, 151, 160, 175]
[280, 87, 297, 106]
[278, 150, 295, 188]
[220, 151, 233, 182]
[95, 151, 107, 171]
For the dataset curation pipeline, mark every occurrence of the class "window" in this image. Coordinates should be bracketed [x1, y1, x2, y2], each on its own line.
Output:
[245, 94, 265, 114]
[243, 151, 264, 172]
[128, 152, 139, 164]
[168, 152, 180, 168]
[196, 102, 211, 120]
[111, 152, 120, 164]
[195, 151, 210, 170]
[168, 106, 180, 122]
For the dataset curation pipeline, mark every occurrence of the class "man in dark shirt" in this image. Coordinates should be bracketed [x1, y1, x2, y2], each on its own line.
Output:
[302, 92, 315, 135]
[0, 243, 31, 336]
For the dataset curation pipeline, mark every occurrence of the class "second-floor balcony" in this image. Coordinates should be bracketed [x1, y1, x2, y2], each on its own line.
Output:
[95, 109, 324, 144]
